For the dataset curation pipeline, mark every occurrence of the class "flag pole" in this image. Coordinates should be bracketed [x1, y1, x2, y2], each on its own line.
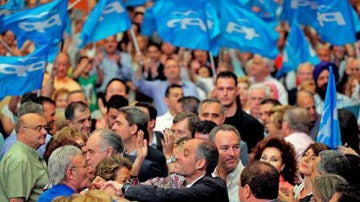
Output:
[0, 38, 14, 56]
[130, 28, 141, 55]
[209, 52, 217, 78]
[355, 42, 360, 69]
[68, 0, 82, 10]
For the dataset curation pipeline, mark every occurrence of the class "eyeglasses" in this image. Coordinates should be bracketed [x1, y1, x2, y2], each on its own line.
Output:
[22, 125, 50, 132]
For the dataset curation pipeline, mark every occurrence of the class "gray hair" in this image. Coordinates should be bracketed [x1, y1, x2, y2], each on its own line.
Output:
[196, 140, 219, 175]
[48, 145, 82, 185]
[313, 174, 349, 202]
[198, 99, 225, 115]
[209, 124, 241, 143]
[92, 129, 124, 154]
[248, 83, 271, 98]
[318, 150, 350, 177]
[17, 101, 44, 117]
[283, 107, 311, 133]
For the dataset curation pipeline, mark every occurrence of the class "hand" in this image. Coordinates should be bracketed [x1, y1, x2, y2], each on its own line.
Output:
[161, 128, 175, 158]
[136, 130, 148, 160]
[89, 176, 106, 190]
[278, 187, 295, 202]
[337, 146, 359, 157]
[101, 181, 123, 197]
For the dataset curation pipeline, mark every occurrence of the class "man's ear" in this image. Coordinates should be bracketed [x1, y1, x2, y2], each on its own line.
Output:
[106, 147, 114, 157]
[196, 158, 206, 171]
[130, 124, 138, 136]
[164, 97, 170, 107]
[243, 184, 252, 199]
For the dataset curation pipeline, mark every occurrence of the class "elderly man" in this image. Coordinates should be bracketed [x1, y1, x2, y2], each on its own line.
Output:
[116, 139, 229, 201]
[112, 106, 168, 181]
[53, 52, 81, 92]
[85, 129, 124, 171]
[38, 145, 91, 202]
[238, 161, 279, 202]
[210, 124, 245, 202]
[282, 107, 314, 160]
[134, 58, 198, 116]
[0, 113, 49, 202]
[248, 54, 288, 105]
[247, 83, 271, 120]
[65, 101, 92, 135]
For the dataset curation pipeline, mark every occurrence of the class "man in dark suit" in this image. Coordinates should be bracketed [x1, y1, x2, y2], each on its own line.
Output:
[108, 139, 229, 202]
[112, 106, 168, 181]
[215, 71, 264, 152]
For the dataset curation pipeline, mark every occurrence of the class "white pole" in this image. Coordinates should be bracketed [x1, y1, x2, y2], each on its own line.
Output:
[68, 0, 82, 10]
[0, 38, 14, 55]
[355, 42, 360, 69]
[209, 52, 217, 78]
[130, 28, 141, 55]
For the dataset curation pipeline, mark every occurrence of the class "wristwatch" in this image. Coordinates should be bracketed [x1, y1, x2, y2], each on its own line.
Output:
[122, 182, 131, 194]
[166, 155, 176, 164]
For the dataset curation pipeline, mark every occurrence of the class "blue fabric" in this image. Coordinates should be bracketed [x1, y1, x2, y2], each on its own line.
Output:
[0, 4, 15, 20]
[316, 0, 356, 45]
[0, 46, 49, 99]
[5, 0, 25, 10]
[125, 0, 146, 7]
[317, 66, 342, 150]
[0, 131, 52, 160]
[152, 0, 220, 51]
[38, 184, 76, 202]
[276, 18, 320, 78]
[0, 0, 68, 49]
[134, 79, 199, 116]
[140, 6, 156, 37]
[79, 0, 131, 48]
[281, 0, 318, 29]
[219, 1, 279, 59]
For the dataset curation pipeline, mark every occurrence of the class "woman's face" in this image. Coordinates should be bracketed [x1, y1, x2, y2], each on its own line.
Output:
[114, 166, 130, 185]
[266, 116, 281, 137]
[299, 148, 316, 176]
[55, 93, 68, 109]
[260, 147, 284, 172]
[238, 82, 249, 102]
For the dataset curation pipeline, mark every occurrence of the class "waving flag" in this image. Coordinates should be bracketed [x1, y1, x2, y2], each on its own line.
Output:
[316, 0, 356, 45]
[79, 0, 131, 48]
[152, 0, 220, 51]
[281, 0, 318, 29]
[124, 0, 146, 7]
[140, 6, 156, 36]
[0, 0, 68, 49]
[317, 66, 342, 150]
[276, 19, 320, 78]
[0, 46, 49, 100]
[219, 2, 279, 59]
[0, 4, 15, 20]
[5, 0, 25, 10]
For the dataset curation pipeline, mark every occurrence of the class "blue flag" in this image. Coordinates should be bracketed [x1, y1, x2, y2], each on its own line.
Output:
[124, 0, 146, 7]
[152, 0, 220, 51]
[276, 19, 320, 78]
[219, 2, 279, 59]
[317, 66, 342, 150]
[79, 0, 131, 48]
[6, 0, 25, 10]
[0, 4, 15, 20]
[0, 46, 49, 99]
[0, 0, 69, 49]
[140, 6, 156, 36]
[281, 0, 319, 29]
[316, 0, 356, 45]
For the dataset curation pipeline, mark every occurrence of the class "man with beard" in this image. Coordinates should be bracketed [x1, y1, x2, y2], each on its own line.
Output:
[313, 62, 355, 114]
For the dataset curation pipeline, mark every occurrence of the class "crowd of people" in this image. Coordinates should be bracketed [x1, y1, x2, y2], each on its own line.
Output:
[1, 0, 360, 201]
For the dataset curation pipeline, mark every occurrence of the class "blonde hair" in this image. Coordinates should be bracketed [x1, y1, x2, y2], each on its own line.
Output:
[270, 105, 292, 130]
[69, 190, 113, 202]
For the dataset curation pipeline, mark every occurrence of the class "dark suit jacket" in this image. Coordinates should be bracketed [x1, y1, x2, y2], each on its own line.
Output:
[225, 107, 264, 152]
[124, 175, 229, 202]
[152, 131, 164, 151]
[124, 146, 168, 182]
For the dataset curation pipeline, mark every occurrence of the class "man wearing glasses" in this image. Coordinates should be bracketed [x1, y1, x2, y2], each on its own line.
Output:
[0, 112, 49, 202]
